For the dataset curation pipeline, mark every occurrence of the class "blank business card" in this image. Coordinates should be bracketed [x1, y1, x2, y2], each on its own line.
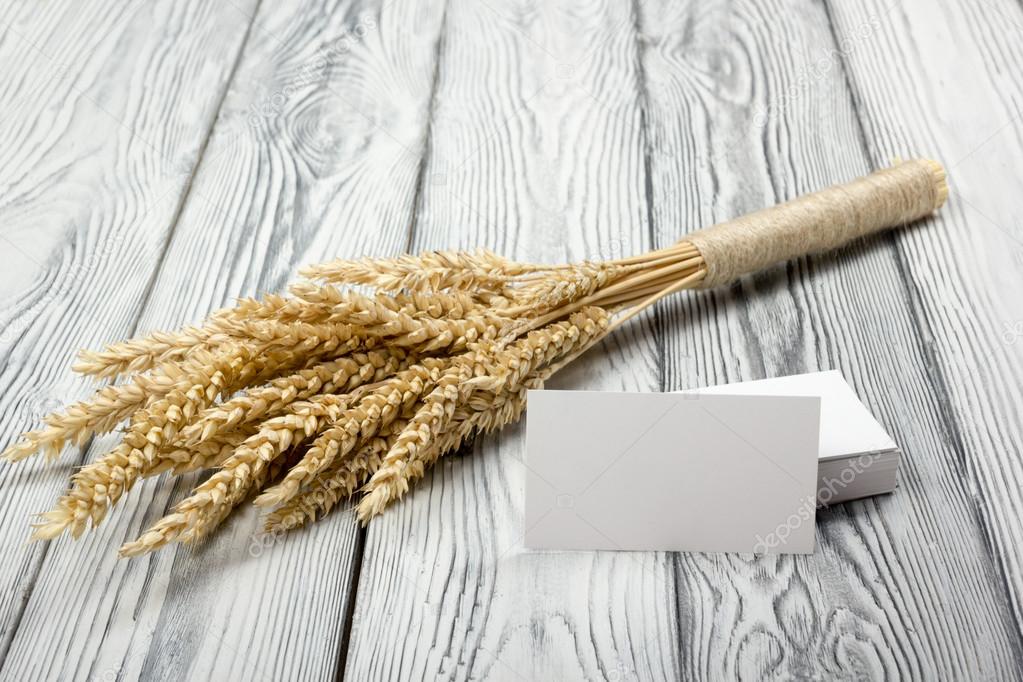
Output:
[684, 370, 896, 461]
[524, 390, 821, 554]
[677, 371, 901, 505]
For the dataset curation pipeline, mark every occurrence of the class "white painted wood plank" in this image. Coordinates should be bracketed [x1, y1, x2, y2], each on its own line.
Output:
[0, 0, 444, 680]
[0, 0, 257, 667]
[825, 0, 1023, 638]
[640, 0, 1022, 678]
[2, 0, 1020, 679]
[344, 0, 683, 679]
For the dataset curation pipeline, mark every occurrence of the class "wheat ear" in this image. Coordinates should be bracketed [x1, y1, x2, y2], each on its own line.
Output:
[117, 394, 357, 556]
[179, 349, 411, 446]
[251, 362, 447, 508]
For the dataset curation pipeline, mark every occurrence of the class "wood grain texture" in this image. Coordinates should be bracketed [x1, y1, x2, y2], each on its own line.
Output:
[639, 0, 1022, 678]
[1, 0, 1022, 680]
[825, 0, 1023, 638]
[343, 0, 684, 679]
[0, 0, 257, 669]
[0, 0, 443, 680]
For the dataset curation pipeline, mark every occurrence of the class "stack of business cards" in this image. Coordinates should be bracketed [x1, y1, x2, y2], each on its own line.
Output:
[523, 370, 900, 554]
[687, 371, 901, 505]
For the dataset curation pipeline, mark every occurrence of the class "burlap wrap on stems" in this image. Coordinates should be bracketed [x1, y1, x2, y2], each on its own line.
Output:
[686, 159, 948, 288]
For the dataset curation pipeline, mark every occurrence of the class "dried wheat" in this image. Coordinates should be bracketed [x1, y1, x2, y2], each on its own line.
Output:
[180, 349, 411, 446]
[5, 161, 946, 557]
[253, 362, 446, 508]
[356, 361, 471, 518]
[262, 418, 408, 532]
[299, 248, 537, 294]
[355, 308, 608, 521]
[117, 393, 357, 556]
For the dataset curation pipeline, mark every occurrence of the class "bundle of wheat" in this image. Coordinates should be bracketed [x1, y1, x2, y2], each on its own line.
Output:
[1, 159, 947, 557]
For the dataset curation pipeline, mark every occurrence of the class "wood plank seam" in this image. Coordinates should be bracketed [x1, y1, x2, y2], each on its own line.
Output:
[0, 0, 262, 668]
[630, 0, 670, 396]
[130, 0, 266, 332]
[336, 3, 452, 675]
[628, 0, 683, 673]
[820, 0, 1023, 652]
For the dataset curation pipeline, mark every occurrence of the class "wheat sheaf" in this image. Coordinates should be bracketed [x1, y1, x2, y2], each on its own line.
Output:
[1, 160, 947, 557]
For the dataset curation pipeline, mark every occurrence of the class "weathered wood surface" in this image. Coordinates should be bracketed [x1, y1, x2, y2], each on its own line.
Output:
[0, 0, 1021, 680]
[344, 0, 680, 679]
[0, 0, 258, 672]
[827, 0, 1023, 637]
[0, 0, 443, 679]
[641, 0, 1023, 678]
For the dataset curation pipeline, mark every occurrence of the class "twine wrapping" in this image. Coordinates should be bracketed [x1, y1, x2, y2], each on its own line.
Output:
[687, 159, 948, 288]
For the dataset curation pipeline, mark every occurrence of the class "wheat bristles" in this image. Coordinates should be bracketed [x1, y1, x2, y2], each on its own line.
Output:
[252, 362, 444, 508]
[354, 308, 609, 521]
[356, 362, 470, 519]
[262, 417, 409, 532]
[4, 344, 264, 463]
[33, 347, 412, 539]
[118, 394, 357, 556]
[299, 248, 536, 295]
[180, 349, 411, 446]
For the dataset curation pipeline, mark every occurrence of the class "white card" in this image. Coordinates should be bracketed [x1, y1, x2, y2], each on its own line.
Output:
[524, 391, 821, 554]
[682, 370, 896, 461]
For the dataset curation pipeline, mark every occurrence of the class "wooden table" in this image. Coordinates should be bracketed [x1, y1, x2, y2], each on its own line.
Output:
[1, 1, 1021, 679]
